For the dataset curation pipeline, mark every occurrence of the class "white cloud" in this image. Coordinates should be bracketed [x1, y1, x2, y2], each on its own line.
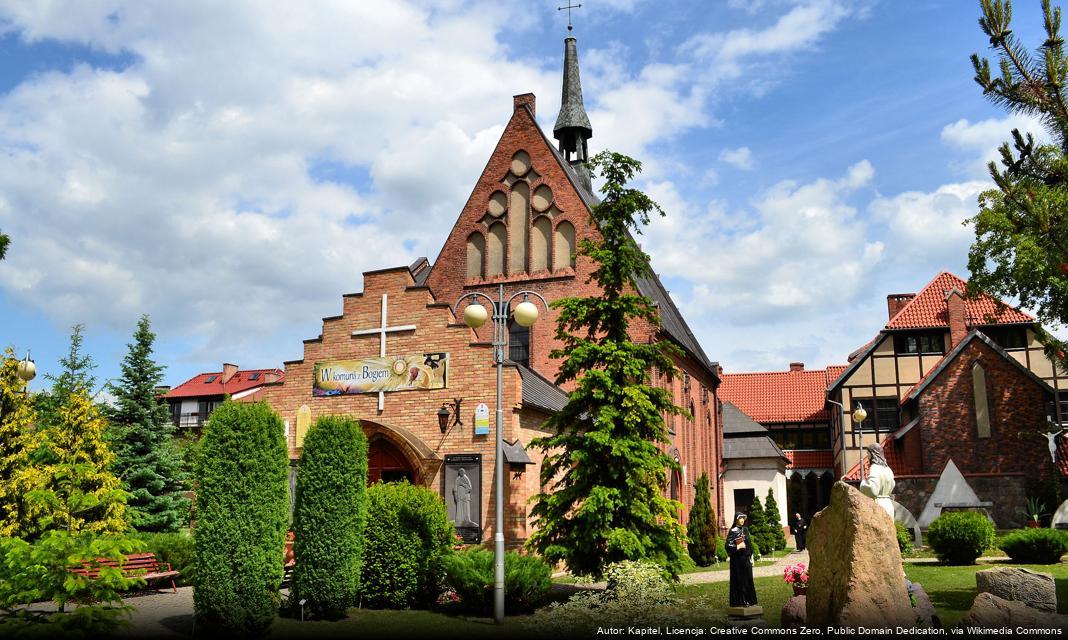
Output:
[941, 114, 1049, 178]
[869, 180, 988, 267]
[719, 146, 755, 170]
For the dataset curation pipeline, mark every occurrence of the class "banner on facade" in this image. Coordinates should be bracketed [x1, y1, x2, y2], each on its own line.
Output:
[312, 353, 449, 396]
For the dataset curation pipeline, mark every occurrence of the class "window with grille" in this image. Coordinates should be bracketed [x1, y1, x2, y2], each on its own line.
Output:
[508, 322, 530, 367]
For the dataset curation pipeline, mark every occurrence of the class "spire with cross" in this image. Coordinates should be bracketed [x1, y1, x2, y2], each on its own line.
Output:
[558, 1, 582, 32]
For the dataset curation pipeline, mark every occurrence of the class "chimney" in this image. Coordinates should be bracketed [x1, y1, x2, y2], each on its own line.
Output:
[789, 362, 804, 372]
[513, 93, 536, 117]
[222, 363, 238, 384]
[887, 293, 916, 320]
[264, 371, 280, 384]
[945, 288, 968, 347]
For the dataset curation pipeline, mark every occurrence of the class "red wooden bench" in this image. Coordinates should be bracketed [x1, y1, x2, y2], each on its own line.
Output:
[72, 552, 180, 593]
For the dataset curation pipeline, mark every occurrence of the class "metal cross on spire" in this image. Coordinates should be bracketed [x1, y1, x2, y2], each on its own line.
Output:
[557, 1, 582, 32]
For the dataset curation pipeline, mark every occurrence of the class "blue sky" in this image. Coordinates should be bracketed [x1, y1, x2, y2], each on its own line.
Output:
[0, 0, 1056, 392]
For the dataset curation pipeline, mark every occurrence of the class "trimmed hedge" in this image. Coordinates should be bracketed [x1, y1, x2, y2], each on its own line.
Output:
[443, 547, 552, 615]
[359, 481, 454, 608]
[193, 402, 289, 635]
[998, 528, 1068, 564]
[926, 511, 995, 565]
[132, 530, 195, 586]
[292, 416, 368, 619]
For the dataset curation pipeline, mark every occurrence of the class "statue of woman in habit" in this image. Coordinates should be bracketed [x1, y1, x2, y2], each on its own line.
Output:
[453, 467, 476, 527]
[725, 512, 758, 607]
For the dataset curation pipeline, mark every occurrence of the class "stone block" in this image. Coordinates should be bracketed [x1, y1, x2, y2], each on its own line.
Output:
[960, 592, 1068, 630]
[781, 595, 806, 630]
[976, 567, 1057, 613]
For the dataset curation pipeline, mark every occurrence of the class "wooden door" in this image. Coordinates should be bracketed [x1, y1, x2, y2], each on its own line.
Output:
[368, 438, 414, 484]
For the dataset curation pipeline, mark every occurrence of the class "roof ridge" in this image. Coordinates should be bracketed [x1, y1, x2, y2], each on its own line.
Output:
[885, 271, 958, 328]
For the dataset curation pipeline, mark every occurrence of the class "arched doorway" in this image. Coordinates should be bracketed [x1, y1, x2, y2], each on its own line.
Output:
[368, 437, 415, 484]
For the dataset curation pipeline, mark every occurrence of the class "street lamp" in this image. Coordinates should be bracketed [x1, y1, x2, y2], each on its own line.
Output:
[452, 284, 549, 625]
[16, 351, 35, 384]
[829, 399, 868, 481]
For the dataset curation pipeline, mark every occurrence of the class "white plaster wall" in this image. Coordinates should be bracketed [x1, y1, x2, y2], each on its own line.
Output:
[722, 460, 788, 527]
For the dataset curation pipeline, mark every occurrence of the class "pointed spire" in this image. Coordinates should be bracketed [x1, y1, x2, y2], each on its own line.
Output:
[553, 36, 593, 166]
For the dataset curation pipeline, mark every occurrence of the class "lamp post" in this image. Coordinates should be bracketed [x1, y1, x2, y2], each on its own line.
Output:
[829, 399, 868, 480]
[452, 284, 548, 625]
[15, 351, 36, 385]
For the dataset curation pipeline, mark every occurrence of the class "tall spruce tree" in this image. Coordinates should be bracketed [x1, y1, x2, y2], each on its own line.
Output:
[687, 472, 718, 566]
[35, 324, 98, 430]
[0, 348, 42, 536]
[528, 150, 687, 579]
[968, 0, 1068, 372]
[763, 487, 787, 551]
[106, 315, 189, 532]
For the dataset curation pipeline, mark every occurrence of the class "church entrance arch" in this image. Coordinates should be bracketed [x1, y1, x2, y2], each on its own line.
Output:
[368, 437, 415, 484]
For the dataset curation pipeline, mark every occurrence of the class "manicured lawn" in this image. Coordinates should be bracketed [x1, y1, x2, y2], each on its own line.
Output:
[677, 575, 793, 627]
[680, 559, 775, 574]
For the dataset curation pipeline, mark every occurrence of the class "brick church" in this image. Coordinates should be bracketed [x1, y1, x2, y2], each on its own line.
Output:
[245, 35, 722, 546]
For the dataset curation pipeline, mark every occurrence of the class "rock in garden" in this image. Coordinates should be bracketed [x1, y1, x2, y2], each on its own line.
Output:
[975, 566, 1057, 613]
[781, 595, 806, 629]
[907, 581, 939, 628]
[806, 481, 915, 627]
[960, 592, 1068, 630]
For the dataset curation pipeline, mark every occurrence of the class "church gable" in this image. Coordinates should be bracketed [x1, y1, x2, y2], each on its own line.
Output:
[426, 95, 593, 297]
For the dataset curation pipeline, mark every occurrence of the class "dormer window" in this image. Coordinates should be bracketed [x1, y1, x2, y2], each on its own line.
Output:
[893, 332, 944, 355]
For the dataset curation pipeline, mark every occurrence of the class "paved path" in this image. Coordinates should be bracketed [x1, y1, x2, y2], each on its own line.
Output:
[680, 550, 807, 585]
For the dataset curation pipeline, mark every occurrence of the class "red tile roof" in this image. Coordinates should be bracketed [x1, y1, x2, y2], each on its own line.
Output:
[165, 368, 284, 399]
[885, 271, 1032, 330]
[784, 450, 834, 470]
[720, 367, 846, 423]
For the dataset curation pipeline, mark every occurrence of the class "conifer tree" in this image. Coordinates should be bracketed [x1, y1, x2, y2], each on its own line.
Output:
[35, 324, 98, 430]
[529, 150, 687, 579]
[687, 472, 718, 566]
[106, 315, 189, 532]
[0, 348, 42, 536]
[967, 0, 1068, 371]
[746, 496, 773, 558]
[31, 386, 128, 536]
[0, 231, 9, 260]
[764, 487, 787, 551]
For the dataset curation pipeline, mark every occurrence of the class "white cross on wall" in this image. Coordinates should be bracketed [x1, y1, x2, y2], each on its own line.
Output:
[351, 293, 416, 411]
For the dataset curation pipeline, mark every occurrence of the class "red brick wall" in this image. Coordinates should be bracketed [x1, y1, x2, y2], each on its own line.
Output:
[901, 338, 1053, 477]
[424, 96, 721, 525]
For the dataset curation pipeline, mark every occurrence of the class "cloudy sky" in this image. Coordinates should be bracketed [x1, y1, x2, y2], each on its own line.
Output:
[0, 0, 1055, 390]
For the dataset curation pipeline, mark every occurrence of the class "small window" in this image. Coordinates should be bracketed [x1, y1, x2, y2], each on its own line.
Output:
[893, 332, 945, 355]
[852, 398, 900, 433]
[508, 322, 530, 368]
[205, 375, 218, 383]
[983, 326, 1027, 350]
[249, 372, 261, 381]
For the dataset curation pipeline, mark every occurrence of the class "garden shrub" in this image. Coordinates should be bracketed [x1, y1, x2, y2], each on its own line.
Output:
[359, 481, 454, 609]
[524, 560, 721, 633]
[926, 511, 995, 565]
[715, 538, 728, 563]
[131, 530, 195, 586]
[895, 521, 914, 555]
[193, 402, 289, 636]
[443, 547, 552, 614]
[745, 497, 776, 559]
[763, 488, 787, 551]
[292, 416, 368, 620]
[998, 528, 1068, 564]
[686, 473, 717, 566]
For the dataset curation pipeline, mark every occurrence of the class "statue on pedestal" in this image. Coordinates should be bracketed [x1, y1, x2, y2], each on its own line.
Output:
[858, 443, 895, 522]
[726, 512, 758, 607]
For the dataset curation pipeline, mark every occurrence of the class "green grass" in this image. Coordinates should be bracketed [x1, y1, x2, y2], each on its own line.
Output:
[271, 608, 536, 638]
[680, 560, 775, 574]
[677, 575, 794, 627]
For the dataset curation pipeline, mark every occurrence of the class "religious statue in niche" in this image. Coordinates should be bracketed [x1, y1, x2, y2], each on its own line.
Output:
[452, 467, 477, 528]
[725, 512, 758, 607]
[858, 442, 896, 522]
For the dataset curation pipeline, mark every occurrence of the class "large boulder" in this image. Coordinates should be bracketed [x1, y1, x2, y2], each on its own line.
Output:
[907, 581, 940, 628]
[976, 567, 1057, 612]
[781, 595, 806, 630]
[806, 481, 915, 628]
[960, 593, 1068, 630]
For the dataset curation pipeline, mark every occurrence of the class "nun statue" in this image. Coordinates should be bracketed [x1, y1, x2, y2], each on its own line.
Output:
[725, 512, 758, 607]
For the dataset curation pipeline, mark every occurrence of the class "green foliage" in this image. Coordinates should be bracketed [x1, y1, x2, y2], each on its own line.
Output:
[687, 473, 718, 566]
[193, 401, 289, 636]
[967, 0, 1068, 373]
[926, 511, 996, 565]
[998, 528, 1068, 563]
[0, 348, 41, 537]
[442, 548, 552, 615]
[715, 538, 728, 563]
[529, 150, 687, 579]
[34, 325, 97, 432]
[28, 387, 128, 537]
[1024, 473, 1061, 526]
[0, 530, 144, 637]
[130, 530, 195, 586]
[359, 481, 454, 609]
[292, 416, 368, 620]
[0, 231, 8, 260]
[763, 488, 787, 551]
[745, 497, 775, 560]
[895, 521, 915, 554]
[106, 315, 189, 532]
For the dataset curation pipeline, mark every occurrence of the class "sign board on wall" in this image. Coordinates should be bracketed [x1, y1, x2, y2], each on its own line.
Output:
[474, 403, 490, 436]
[312, 353, 448, 397]
[444, 454, 482, 544]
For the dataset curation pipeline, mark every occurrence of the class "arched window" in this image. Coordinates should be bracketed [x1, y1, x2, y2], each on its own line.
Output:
[554, 220, 576, 271]
[508, 321, 531, 367]
[531, 216, 552, 272]
[487, 222, 506, 277]
[466, 232, 485, 279]
[508, 181, 529, 275]
[972, 362, 991, 438]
